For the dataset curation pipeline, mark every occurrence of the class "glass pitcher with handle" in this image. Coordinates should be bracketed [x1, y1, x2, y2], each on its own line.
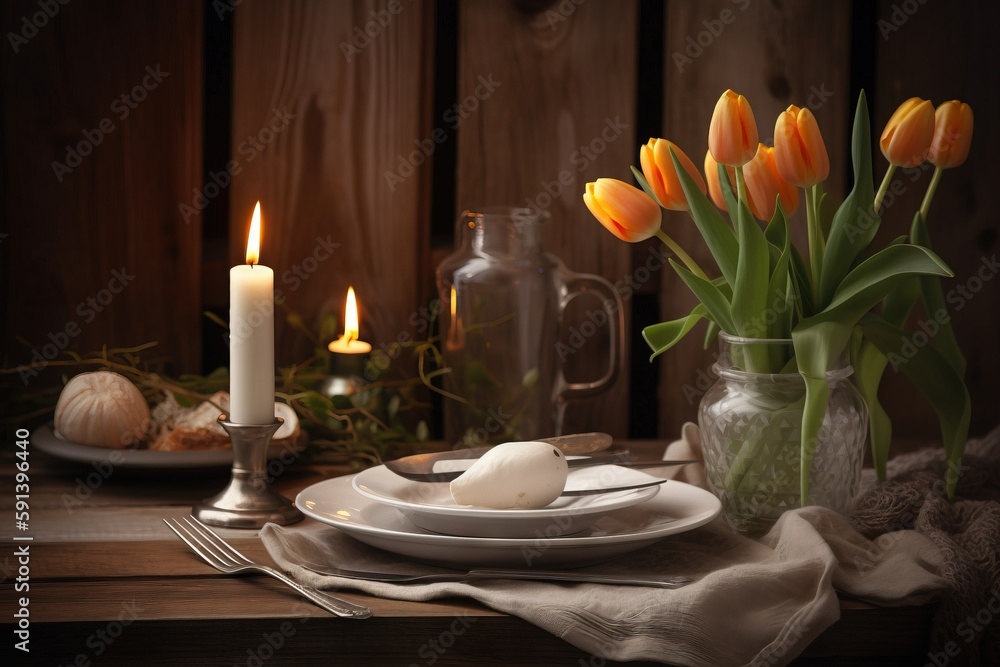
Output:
[436, 207, 624, 447]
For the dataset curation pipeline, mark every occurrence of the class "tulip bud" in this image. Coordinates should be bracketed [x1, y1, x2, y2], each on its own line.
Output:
[583, 178, 662, 243]
[774, 105, 830, 188]
[929, 100, 973, 169]
[709, 89, 759, 167]
[743, 144, 799, 221]
[704, 150, 734, 211]
[880, 97, 935, 168]
[640, 138, 706, 211]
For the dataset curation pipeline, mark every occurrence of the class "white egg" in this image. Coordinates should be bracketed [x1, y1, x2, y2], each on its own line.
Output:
[450, 441, 569, 509]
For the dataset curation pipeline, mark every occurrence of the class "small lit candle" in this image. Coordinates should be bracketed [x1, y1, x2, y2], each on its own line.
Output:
[229, 202, 276, 424]
[327, 287, 371, 380]
[328, 286, 372, 355]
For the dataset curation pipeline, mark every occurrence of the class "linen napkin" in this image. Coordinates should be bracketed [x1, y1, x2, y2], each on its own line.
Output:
[262, 497, 945, 666]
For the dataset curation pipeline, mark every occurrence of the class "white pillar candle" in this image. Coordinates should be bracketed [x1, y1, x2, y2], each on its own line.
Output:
[229, 202, 275, 424]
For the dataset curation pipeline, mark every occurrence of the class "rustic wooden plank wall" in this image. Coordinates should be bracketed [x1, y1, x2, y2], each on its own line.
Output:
[1, 0, 203, 378]
[3, 0, 997, 443]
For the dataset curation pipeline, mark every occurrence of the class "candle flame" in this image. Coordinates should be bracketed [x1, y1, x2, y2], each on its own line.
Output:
[246, 201, 262, 265]
[343, 286, 360, 343]
[450, 286, 457, 319]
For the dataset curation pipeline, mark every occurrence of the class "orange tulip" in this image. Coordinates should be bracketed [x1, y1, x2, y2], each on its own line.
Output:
[928, 100, 973, 169]
[709, 89, 759, 167]
[743, 144, 799, 221]
[583, 178, 662, 243]
[880, 97, 935, 168]
[704, 150, 735, 211]
[774, 105, 830, 188]
[639, 138, 706, 211]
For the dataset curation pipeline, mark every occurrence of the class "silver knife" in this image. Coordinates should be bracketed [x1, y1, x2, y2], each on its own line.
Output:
[284, 552, 693, 588]
[384, 437, 694, 483]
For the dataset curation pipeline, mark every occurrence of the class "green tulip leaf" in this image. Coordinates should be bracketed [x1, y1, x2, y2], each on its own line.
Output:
[828, 244, 952, 313]
[853, 338, 893, 480]
[819, 91, 879, 307]
[718, 162, 738, 225]
[669, 259, 736, 334]
[789, 244, 815, 318]
[732, 198, 770, 348]
[669, 147, 739, 285]
[763, 206, 792, 342]
[858, 313, 970, 498]
[910, 212, 967, 376]
[642, 303, 708, 360]
[703, 319, 721, 350]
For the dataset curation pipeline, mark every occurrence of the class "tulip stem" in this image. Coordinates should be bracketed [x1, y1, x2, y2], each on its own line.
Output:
[655, 229, 708, 281]
[919, 166, 943, 222]
[874, 164, 897, 215]
[735, 165, 748, 209]
[805, 184, 825, 305]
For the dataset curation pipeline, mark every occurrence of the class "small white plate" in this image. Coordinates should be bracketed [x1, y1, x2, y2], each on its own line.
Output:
[297, 474, 721, 568]
[33, 425, 301, 469]
[352, 464, 662, 538]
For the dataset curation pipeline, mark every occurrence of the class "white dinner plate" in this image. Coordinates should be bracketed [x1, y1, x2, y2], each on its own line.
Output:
[33, 425, 301, 469]
[352, 464, 662, 538]
[296, 474, 722, 568]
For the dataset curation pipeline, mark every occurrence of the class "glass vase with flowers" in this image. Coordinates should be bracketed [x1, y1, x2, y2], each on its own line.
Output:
[583, 90, 973, 532]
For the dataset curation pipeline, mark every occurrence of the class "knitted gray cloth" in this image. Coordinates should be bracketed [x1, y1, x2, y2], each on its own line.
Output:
[851, 424, 1000, 666]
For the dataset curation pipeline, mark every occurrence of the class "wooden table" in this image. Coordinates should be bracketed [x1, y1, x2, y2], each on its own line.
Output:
[2, 440, 935, 666]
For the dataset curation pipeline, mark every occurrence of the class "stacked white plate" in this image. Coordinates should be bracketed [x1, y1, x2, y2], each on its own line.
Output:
[295, 464, 721, 568]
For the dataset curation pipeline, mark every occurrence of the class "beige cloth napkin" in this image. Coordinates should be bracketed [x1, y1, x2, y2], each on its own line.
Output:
[261, 427, 948, 666]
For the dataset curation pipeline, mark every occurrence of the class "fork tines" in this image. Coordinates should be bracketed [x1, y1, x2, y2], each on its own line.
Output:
[162, 516, 250, 571]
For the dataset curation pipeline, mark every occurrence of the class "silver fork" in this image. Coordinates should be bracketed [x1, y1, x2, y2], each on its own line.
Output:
[163, 516, 372, 619]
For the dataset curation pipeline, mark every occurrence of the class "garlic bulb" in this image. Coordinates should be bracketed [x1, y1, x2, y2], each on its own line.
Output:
[450, 441, 569, 509]
[54, 371, 150, 448]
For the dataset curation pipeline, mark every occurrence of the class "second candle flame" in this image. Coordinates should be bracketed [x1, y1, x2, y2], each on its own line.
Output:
[328, 286, 372, 354]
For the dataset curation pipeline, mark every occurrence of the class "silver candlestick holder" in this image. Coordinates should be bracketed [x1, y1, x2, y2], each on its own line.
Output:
[193, 416, 304, 529]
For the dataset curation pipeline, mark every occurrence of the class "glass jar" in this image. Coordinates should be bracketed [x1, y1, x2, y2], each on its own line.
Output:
[436, 208, 624, 447]
[698, 334, 868, 534]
